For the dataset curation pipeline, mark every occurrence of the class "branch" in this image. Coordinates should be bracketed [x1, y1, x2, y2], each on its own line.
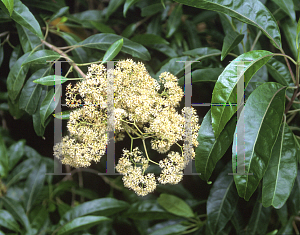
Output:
[41, 39, 86, 78]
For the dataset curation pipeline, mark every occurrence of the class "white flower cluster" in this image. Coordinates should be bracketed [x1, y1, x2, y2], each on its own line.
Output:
[53, 59, 200, 196]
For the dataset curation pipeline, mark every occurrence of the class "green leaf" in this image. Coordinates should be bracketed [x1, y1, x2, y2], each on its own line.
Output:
[1, 0, 14, 16]
[1, 197, 31, 232]
[0, 209, 20, 232]
[148, 44, 177, 57]
[0, 131, 8, 178]
[53, 110, 74, 120]
[207, 163, 239, 234]
[123, 0, 140, 17]
[121, 23, 137, 38]
[29, 205, 49, 232]
[141, 3, 164, 17]
[276, 203, 288, 226]
[262, 122, 298, 209]
[32, 86, 47, 137]
[195, 110, 236, 181]
[233, 82, 286, 201]
[184, 20, 202, 49]
[166, 4, 182, 38]
[59, 198, 129, 225]
[131, 34, 169, 45]
[277, 216, 294, 234]
[19, 68, 49, 114]
[211, 50, 273, 138]
[102, 38, 123, 64]
[157, 194, 194, 218]
[7, 52, 30, 101]
[178, 68, 223, 86]
[79, 33, 151, 61]
[90, 21, 116, 34]
[24, 163, 47, 213]
[271, 0, 295, 21]
[16, 23, 41, 53]
[174, 0, 282, 49]
[183, 47, 221, 57]
[297, 18, 300, 50]
[122, 200, 179, 220]
[40, 87, 61, 127]
[33, 75, 70, 86]
[280, 18, 297, 59]
[105, 0, 125, 20]
[22, 50, 60, 65]
[57, 216, 110, 235]
[0, 0, 43, 38]
[7, 139, 25, 171]
[9, 44, 22, 69]
[149, 224, 188, 235]
[49, 6, 69, 23]
[246, 199, 272, 234]
[266, 58, 292, 86]
[221, 32, 244, 61]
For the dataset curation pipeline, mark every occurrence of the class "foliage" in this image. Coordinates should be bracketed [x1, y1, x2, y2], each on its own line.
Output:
[0, 0, 300, 234]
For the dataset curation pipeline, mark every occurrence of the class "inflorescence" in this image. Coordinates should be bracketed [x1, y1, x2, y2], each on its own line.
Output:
[53, 59, 200, 196]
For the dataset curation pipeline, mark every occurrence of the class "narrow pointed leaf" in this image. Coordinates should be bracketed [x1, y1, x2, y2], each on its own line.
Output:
[1, 0, 13, 16]
[262, 122, 298, 209]
[0, 209, 20, 232]
[105, 0, 124, 20]
[32, 86, 47, 137]
[0, 0, 43, 38]
[246, 199, 272, 234]
[266, 58, 292, 86]
[130, 34, 169, 45]
[123, 0, 140, 17]
[166, 4, 182, 38]
[40, 87, 61, 127]
[174, 0, 281, 49]
[1, 197, 31, 232]
[233, 83, 286, 201]
[0, 132, 8, 178]
[16, 24, 41, 53]
[59, 198, 129, 225]
[57, 216, 110, 235]
[271, 0, 295, 21]
[7, 139, 25, 171]
[195, 110, 236, 181]
[157, 194, 194, 218]
[178, 68, 223, 86]
[78, 33, 150, 61]
[207, 163, 239, 234]
[22, 50, 60, 65]
[24, 163, 47, 213]
[19, 68, 49, 114]
[281, 18, 297, 59]
[33, 75, 70, 86]
[211, 50, 273, 138]
[221, 32, 244, 61]
[102, 38, 123, 64]
[6, 52, 30, 101]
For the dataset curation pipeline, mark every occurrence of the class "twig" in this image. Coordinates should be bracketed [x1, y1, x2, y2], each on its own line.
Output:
[250, 30, 262, 51]
[293, 220, 300, 235]
[41, 39, 86, 78]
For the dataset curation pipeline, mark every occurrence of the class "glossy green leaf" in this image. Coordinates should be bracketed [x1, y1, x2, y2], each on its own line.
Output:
[271, 0, 295, 21]
[24, 163, 47, 212]
[277, 216, 294, 235]
[157, 194, 194, 218]
[1, 197, 31, 232]
[105, 0, 125, 20]
[149, 224, 188, 235]
[32, 86, 47, 137]
[59, 198, 129, 225]
[16, 23, 41, 53]
[262, 122, 298, 209]
[207, 163, 239, 234]
[183, 47, 221, 57]
[141, 3, 164, 17]
[7, 96, 25, 119]
[9, 44, 21, 69]
[155, 56, 190, 79]
[7, 52, 30, 101]
[90, 21, 115, 34]
[29, 205, 49, 232]
[266, 58, 292, 86]
[123, 0, 140, 17]
[131, 34, 169, 45]
[178, 68, 223, 86]
[174, 0, 281, 49]
[40, 87, 61, 127]
[121, 23, 137, 38]
[166, 4, 182, 38]
[148, 44, 177, 57]
[281, 18, 297, 59]
[22, 50, 60, 65]
[195, 110, 236, 181]
[79, 33, 150, 61]
[221, 32, 244, 61]
[19, 68, 49, 115]
[49, 6, 69, 23]
[102, 38, 123, 63]
[297, 18, 300, 50]
[0, 209, 20, 232]
[276, 203, 288, 226]
[57, 216, 110, 235]
[246, 199, 272, 234]
[0, 132, 8, 178]
[233, 83, 286, 201]
[1, 0, 14, 16]
[33, 75, 70, 86]
[1, 0, 43, 38]
[230, 208, 246, 235]
[122, 200, 179, 220]
[211, 50, 273, 138]
[184, 20, 202, 49]
[7, 139, 25, 171]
